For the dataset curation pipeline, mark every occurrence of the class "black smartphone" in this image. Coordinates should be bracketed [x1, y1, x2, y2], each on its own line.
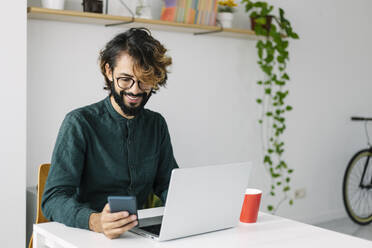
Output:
[107, 196, 138, 217]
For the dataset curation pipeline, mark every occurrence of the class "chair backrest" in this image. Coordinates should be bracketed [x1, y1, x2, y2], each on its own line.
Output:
[29, 163, 51, 248]
[36, 163, 51, 224]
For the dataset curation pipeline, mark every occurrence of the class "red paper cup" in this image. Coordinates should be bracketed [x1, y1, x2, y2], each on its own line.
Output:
[240, 188, 262, 223]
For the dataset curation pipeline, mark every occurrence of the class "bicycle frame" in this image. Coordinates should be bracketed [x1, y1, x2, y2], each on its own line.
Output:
[352, 117, 372, 189]
[360, 148, 372, 189]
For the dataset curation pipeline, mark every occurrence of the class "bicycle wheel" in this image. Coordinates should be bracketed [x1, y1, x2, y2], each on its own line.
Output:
[343, 149, 372, 225]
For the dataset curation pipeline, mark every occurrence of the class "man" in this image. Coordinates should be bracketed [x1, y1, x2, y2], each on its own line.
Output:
[41, 28, 178, 239]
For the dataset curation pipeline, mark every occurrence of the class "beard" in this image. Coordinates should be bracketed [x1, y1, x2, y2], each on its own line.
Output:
[110, 83, 152, 117]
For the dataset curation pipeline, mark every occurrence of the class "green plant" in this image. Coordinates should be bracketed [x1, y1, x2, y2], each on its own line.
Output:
[241, 0, 299, 213]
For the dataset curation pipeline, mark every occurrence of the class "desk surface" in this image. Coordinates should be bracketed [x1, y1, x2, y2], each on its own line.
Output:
[34, 212, 372, 248]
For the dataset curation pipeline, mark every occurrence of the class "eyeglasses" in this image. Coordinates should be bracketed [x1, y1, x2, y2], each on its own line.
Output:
[115, 77, 153, 91]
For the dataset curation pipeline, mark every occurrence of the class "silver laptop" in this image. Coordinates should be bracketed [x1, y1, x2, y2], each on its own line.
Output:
[130, 162, 252, 241]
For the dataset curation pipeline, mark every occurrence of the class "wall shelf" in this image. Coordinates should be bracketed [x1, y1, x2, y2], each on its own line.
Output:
[27, 7, 257, 39]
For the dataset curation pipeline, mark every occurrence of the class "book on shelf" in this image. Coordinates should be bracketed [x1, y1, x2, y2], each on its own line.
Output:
[160, 0, 177, 22]
[160, 0, 218, 26]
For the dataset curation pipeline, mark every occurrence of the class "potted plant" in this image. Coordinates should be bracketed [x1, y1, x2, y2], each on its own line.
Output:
[241, 0, 299, 213]
[217, 0, 238, 28]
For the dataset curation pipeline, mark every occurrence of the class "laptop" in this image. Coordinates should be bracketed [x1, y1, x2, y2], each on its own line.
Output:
[130, 162, 252, 241]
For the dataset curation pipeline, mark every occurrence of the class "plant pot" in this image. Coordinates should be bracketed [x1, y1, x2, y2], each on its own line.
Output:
[41, 0, 65, 10]
[217, 12, 234, 28]
[82, 0, 103, 14]
[250, 15, 273, 32]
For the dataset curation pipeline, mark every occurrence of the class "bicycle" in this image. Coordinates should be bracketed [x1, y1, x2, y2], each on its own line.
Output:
[343, 116, 372, 225]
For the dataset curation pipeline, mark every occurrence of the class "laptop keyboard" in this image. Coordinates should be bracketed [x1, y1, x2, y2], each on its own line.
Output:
[140, 224, 162, 236]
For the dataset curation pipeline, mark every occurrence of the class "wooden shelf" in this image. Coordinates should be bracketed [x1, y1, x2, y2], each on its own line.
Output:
[27, 7, 257, 39]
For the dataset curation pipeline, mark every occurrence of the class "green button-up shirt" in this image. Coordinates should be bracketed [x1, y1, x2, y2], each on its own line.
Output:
[41, 96, 178, 229]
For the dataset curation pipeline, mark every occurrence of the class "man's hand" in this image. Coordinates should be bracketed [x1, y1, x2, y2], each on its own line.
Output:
[89, 203, 138, 239]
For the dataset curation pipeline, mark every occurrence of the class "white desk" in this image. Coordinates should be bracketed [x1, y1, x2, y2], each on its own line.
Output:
[33, 212, 372, 248]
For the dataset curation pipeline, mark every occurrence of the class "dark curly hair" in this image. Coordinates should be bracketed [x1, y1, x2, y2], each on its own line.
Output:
[99, 28, 172, 92]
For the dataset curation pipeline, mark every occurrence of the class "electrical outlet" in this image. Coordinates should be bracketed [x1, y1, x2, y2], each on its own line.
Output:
[294, 188, 306, 199]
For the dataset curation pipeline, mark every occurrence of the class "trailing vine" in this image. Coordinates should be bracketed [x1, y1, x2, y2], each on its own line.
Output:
[241, 0, 299, 213]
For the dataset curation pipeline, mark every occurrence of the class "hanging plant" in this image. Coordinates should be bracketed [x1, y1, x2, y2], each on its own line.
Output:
[241, 0, 299, 213]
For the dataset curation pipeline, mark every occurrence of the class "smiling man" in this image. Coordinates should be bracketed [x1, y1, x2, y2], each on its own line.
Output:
[41, 28, 178, 239]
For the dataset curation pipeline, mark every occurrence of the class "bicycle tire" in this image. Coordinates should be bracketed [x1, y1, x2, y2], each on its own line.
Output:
[343, 149, 372, 225]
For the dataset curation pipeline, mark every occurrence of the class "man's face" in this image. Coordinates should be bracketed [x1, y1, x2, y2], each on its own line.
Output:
[106, 53, 153, 116]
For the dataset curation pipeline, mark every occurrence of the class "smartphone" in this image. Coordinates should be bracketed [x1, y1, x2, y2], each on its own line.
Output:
[108, 196, 138, 217]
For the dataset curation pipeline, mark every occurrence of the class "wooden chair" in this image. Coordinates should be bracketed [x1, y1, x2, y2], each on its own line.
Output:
[27, 163, 160, 247]
[144, 192, 163, 209]
[28, 163, 51, 248]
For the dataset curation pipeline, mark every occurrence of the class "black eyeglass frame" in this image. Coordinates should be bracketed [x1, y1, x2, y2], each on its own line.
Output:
[115, 76, 153, 91]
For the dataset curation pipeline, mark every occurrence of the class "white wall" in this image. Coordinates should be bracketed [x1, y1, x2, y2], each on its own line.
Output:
[269, 0, 372, 223]
[27, 0, 372, 232]
[0, 1, 26, 247]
